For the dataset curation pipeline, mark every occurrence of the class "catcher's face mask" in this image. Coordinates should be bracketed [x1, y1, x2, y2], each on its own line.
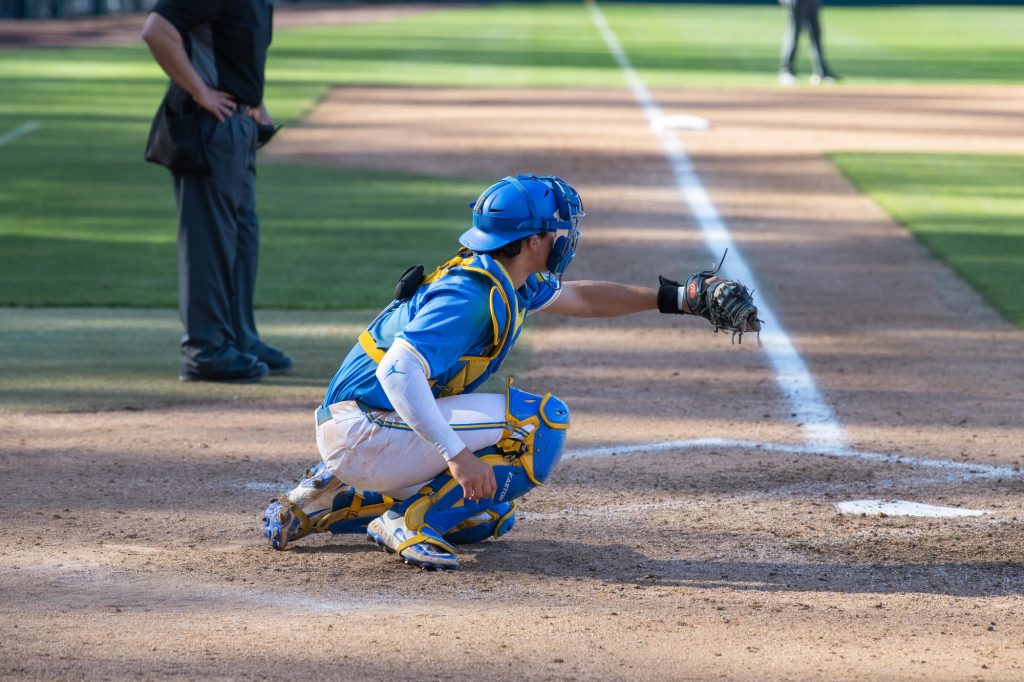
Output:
[544, 220, 582, 290]
[460, 174, 584, 290]
[541, 177, 584, 290]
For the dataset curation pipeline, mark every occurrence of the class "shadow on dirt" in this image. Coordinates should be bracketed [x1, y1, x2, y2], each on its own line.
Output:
[474, 539, 1024, 598]
[277, 533, 1024, 598]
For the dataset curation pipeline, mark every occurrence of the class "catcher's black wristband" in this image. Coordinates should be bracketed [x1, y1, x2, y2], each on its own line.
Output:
[657, 276, 684, 314]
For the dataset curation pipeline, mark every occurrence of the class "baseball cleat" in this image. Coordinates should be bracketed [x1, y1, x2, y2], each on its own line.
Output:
[260, 463, 393, 551]
[262, 497, 299, 550]
[367, 514, 458, 570]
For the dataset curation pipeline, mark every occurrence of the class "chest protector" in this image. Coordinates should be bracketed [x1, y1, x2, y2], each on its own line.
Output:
[358, 251, 525, 398]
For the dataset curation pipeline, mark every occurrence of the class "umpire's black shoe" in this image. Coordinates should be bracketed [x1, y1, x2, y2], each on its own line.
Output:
[179, 355, 270, 383]
[245, 341, 294, 375]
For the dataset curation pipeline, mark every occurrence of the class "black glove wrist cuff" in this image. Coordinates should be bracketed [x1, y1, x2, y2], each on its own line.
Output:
[657, 278, 684, 315]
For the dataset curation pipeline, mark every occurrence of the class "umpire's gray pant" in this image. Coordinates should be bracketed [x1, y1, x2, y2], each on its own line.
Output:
[172, 112, 260, 371]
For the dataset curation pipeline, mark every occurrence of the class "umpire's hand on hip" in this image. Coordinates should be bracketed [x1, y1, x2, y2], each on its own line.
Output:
[196, 84, 237, 123]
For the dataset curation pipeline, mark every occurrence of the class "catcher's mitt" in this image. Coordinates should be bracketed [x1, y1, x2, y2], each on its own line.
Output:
[658, 249, 763, 343]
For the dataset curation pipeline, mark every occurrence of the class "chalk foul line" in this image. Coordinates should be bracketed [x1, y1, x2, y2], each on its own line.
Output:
[0, 121, 40, 147]
[586, 0, 843, 450]
[563, 437, 1021, 480]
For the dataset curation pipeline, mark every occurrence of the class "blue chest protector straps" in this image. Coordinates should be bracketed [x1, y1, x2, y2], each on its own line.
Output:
[359, 251, 524, 399]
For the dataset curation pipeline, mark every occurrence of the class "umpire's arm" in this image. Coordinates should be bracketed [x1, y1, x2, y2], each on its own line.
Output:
[141, 12, 237, 122]
[544, 281, 658, 318]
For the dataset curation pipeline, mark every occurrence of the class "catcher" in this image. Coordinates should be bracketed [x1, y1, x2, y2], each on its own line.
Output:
[261, 174, 760, 569]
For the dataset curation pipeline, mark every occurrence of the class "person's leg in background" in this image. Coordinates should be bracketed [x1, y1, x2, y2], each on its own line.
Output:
[778, 0, 802, 85]
[175, 114, 268, 383]
[232, 128, 292, 374]
[806, 0, 838, 83]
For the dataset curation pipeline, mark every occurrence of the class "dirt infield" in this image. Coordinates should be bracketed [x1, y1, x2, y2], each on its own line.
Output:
[4, 54, 1024, 682]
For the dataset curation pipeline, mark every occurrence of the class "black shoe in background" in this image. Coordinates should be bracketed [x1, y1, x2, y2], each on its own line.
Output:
[180, 354, 270, 383]
[245, 341, 294, 375]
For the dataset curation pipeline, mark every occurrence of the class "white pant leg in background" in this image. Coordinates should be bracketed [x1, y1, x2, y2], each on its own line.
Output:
[315, 393, 507, 500]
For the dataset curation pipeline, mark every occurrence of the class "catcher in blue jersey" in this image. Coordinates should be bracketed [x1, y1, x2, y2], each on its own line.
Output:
[261, 174, 760, 570]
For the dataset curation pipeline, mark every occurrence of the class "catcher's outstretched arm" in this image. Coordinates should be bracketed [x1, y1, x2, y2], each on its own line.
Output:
[543, 280, 657, 318]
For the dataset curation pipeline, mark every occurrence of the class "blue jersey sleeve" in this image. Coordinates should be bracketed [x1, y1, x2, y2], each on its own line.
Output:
[395, 280, 493, 378]
[524, 272, 561, 314]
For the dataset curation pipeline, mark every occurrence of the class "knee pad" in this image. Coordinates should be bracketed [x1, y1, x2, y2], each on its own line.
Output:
[390, 382, 569, 543]
[499, 382, 570, 486]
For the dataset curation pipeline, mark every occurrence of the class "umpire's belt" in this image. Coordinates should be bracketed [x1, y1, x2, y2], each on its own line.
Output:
[316, 405, 332, 426]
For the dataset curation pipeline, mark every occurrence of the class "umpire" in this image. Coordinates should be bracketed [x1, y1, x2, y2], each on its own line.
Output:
[142, 0, 291, 382]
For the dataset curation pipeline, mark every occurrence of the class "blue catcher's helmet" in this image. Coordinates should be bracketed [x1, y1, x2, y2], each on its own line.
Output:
[459, 174, 584, 287]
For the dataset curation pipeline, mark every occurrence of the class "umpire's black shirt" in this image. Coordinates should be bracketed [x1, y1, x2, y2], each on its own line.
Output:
[153, 0, 273, 106]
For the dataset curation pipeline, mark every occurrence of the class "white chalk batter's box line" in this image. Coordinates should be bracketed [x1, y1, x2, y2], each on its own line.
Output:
[563, 438, 1013, 519]
[581, 2, 1011, 521]
[563, 438, 1022, 482]
[242, 437, 1022, 505]
[587, 1, 844, 450]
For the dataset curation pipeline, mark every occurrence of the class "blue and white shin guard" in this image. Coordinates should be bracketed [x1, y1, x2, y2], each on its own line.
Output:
[367, 384, 569, 569]
[262, 462, 394, 550]
[445, 501, 517, 545]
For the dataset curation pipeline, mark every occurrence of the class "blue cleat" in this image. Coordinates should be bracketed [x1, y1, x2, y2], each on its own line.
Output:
[261, 462, 393, 551]
[367, 513, 459, 570]
[262, 497, 297, 550]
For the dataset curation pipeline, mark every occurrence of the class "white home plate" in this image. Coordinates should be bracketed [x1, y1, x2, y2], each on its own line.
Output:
[836, 499, 990, 518]
[652, 114, 710, 131]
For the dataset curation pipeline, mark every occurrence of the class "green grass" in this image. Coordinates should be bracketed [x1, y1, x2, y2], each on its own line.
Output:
[0, 307, 527, 413]
[0, 4, 616, 310]
[605, 4, 1024, 86]
[2, 4, 1024, 311]
[0, 159, 480, 308]
[0, 308, 360, 412]
[833, 152, 1024, 328]
[1, 4, 1023, 411]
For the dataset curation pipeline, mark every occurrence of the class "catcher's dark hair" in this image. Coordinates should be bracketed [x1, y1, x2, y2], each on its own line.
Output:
[480, 236, 527, 259]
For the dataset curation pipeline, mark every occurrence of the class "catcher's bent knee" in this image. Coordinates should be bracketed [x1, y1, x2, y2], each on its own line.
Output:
[390, 383, 569, 541]
[500, 383, 570, 487]
[482, 383, 569, 504]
